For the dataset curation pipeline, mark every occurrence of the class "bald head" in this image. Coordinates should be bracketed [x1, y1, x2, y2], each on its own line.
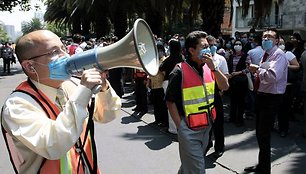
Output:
[15, 30, 61, 62]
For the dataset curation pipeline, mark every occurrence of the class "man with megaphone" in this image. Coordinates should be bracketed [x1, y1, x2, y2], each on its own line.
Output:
[1, 30, 122, 174]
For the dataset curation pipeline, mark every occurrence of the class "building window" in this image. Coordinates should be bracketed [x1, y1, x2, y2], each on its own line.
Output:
[235, 5, 254, 28]
[304, 12, 306, 26]
[274, 2, 279, 26]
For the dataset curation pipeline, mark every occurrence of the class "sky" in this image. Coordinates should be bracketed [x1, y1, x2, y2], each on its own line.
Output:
[0, 0, 46, 32]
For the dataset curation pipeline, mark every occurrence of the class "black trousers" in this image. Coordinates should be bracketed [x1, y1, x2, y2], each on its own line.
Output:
[108, 68, 123, 98]
[3, 59, 11, 73]
[134, 77, 148, 112]
[207, 91, 225, 152]
[229, 76, 248, 124]
[151, 88, 168, 125]
[256, 92, 283, 174]
[278, 85, 295, 132]
[213, 91, 225, 151]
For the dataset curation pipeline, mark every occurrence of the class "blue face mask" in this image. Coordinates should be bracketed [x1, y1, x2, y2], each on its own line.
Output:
[198, 48, 211, 59]
[180, 41, 185, 48]
[48, 56, 71, 80]
[262, 39, 273, 51]
[241, 38, 248, 44]
[210, 45, 217, 56]
[251, 42, 256, 49]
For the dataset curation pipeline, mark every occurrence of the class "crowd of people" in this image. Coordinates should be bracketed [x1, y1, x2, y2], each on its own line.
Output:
[130, 28, 306, 174]
[1, 27, 306, 174]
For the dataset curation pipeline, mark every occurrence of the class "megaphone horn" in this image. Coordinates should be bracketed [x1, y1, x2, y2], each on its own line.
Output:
[66, 18, 159, 77]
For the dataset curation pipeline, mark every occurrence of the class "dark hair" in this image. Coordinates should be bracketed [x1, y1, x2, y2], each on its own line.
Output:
[185, 31, 207, 58]
[72, 34, 82, 43]
[253, 35, 262, 46]
[206, 35, 216, 43]
[157, 43, 165, 53]
[292, 32, 303, 41]
[168, 39, 181, 58]
[249, 28, 256, 33]
[264, 28, 279, 39]
[285, 41, 294, 51]
[233, 39, 243, 53]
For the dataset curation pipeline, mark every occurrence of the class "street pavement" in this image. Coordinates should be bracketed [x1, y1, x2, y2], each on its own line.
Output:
[0, 61, 306, 174]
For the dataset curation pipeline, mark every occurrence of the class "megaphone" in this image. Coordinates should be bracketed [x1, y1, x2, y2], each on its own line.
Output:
[66, 18, 159, 77]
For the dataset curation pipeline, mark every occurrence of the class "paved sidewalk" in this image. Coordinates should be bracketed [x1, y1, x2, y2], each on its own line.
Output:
[0, 61, 306, 173]
[118, 86, 306, 174]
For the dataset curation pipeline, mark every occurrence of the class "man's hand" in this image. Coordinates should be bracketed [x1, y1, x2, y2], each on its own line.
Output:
[80, 68, 108, 91]
[202, 53, 216, 70]
[249, 64, 259, 73]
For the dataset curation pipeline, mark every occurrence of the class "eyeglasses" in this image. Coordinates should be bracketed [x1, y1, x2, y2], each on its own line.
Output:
[234, 43, 242, 46]
[28, 48, 66, 60]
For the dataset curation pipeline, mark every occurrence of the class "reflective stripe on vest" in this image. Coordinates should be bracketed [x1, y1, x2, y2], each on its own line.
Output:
[3, 81, 100, 174]
[180, 62, 216, 129]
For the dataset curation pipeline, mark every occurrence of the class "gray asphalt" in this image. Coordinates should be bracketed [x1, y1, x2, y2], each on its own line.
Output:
[0, 61, 306, 174]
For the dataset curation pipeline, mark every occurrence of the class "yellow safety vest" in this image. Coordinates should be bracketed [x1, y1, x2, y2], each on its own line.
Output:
[180, 62, 216, 130]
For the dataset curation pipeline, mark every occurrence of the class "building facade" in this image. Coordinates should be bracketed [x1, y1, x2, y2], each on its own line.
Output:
[232, 0, 306, 39]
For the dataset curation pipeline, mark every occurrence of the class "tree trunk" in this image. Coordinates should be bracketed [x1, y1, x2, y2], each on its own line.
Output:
[201, 0, 225, 37]
[145, 10, 163, 36]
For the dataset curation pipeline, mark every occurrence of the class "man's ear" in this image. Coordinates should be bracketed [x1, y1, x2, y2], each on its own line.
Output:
[275, 38, 279, 46]
[188, 47, 196, 57]
[21, 61, 35, 74]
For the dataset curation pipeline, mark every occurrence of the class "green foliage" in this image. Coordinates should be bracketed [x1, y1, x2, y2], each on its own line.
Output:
[21, 18, 46, 35]
[46, 22, 68, 38]
[0, 0, 31, 12]
[0, 25, 9, 42]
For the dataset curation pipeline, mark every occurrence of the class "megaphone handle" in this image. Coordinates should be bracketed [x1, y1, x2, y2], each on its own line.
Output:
[91, 85, 102, 94]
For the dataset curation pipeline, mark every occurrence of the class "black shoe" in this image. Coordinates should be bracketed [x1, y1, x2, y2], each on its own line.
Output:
[244, 166, 258, 172]
[139, 111, 147, 116]
[280, 131, 287, 137]
[236, 122, 244, 127]
[244, 165, 267, 173]
[149, 121, 159, 126]
[213, 149, 224, 158]
[205, 141, 213, 155]
[157, 123, 167, 127]
[132, 107, 140, 111]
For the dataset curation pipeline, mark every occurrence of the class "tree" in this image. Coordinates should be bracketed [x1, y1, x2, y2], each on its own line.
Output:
[0, 0, 31, 12]
[21, 18, 45, 34]
[43, 0, 274, 39]
[201, 0, 225, 37]
[0, 25, 9, 42]
[46, 22, 68, 38]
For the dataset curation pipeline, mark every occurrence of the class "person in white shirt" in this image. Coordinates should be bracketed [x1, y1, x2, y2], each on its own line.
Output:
[1, 30, 121, 173]
[278, 41, 300, 137]
[206, 35, 229, 158]
[245, 35, 265, 118]
[247, 35, 265, 66]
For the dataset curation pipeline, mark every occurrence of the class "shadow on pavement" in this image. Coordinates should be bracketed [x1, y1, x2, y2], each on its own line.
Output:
[121, 112, 142, 124]
[120, 80, 306, 173]
[119, 123, 174, 150]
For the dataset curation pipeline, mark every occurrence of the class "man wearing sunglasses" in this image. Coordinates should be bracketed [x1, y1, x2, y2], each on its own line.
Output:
[1, 30, 121, 174]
